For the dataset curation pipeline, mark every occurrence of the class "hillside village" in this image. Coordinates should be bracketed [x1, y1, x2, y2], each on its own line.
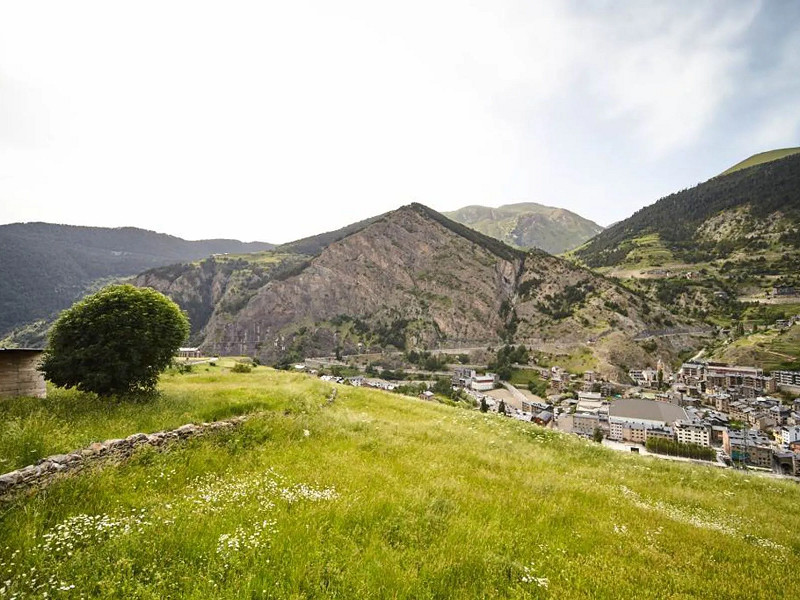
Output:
[294, 314, 800, 479]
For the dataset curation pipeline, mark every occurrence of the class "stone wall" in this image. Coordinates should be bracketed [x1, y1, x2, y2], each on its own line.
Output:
[0, 415, 250, 499]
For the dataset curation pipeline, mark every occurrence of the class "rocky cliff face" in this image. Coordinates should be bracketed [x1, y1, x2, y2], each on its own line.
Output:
[203, 205, 524, 358]
[134, 253, 309, 344]
[191, 204, 697, 370]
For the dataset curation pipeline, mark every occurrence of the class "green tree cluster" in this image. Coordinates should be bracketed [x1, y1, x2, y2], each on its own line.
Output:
[489, 345, 529, 381]
[645, 438, 715, 461]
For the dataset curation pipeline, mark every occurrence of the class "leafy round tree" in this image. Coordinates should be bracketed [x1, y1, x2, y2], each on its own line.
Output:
[42, 284, 189, 395]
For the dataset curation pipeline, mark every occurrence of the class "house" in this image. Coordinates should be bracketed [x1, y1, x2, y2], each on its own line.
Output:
[176, 347, 202, 359]
[533, 410, 554, 427]
[0, 348, 46, 399]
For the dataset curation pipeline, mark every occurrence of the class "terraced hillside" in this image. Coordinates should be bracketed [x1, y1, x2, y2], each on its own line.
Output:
[1, 367, 798, 598]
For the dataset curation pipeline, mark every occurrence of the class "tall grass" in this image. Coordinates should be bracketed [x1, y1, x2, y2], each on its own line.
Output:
[0, 366, 330, 470]
[0, 369, 798, 598]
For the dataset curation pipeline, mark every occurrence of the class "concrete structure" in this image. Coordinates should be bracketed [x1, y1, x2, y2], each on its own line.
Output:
[453, 368, 497, 392]
[608, 399, 688, 441]
[0, 349, 46, 399]
[674, 420, 711, 447]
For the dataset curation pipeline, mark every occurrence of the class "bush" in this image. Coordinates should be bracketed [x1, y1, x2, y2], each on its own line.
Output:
[231, 363, 253, 373]
[41, 285, 189, 396]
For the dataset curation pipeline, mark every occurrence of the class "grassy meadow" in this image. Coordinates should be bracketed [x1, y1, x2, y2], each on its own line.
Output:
[1, 367, 799, 598]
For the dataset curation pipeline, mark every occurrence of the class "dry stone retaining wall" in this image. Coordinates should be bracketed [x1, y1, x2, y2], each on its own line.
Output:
[0, 415, 250, 499]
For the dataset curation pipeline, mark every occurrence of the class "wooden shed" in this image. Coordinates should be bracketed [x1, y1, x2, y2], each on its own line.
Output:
[0, 349, 46, 399]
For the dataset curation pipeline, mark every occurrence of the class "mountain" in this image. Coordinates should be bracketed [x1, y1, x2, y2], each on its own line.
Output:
[571, 151, 800, 338]
[0, 222, 274, 338]
[138, 204, 707, 378]
[444, 202, 604, 254]
[719, 147, 800, 177]
[574, 152, 800, 269]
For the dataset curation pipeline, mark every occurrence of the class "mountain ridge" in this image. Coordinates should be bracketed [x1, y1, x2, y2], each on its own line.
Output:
[0, 222, 274, 337]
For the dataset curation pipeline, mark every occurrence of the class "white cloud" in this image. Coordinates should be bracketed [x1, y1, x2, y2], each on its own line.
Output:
[0, 0, 795, 241]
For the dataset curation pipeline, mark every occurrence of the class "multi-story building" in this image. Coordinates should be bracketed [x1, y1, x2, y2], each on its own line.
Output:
[645, 427, 674, 442]
[780, 425, 800, 447]
[723, 429, 774, 469]
[677, 361, 776, 396]
[608, 399, 688, 442]
[629, 368, 658, 388]
[572, 412, 600, 437]
[674, 420, 711, 447]
[705, 364, 775, 395]
[677, 361, 705, 394]
[773, 370, 800, 387]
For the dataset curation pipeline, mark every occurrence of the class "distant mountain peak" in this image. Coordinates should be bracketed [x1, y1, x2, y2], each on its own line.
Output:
[443, 202, 603, 254]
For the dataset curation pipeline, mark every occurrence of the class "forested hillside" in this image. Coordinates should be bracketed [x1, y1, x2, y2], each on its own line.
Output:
[0, 223, 273, 338]
[575, 152, 800, 268]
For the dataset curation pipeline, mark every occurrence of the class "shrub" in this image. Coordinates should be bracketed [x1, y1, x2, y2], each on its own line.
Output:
[231, 363, 253, 373]
[41, 285, 189, 396]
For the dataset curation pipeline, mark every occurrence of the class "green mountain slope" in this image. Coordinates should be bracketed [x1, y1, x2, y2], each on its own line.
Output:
[720, 147, 800, 176]
[572, 151, 800, 329]
[575, 152, 800, 269]
[444, 202, 604, 254]
[2, 369, 798, 598]
[0, 223, 274, 338]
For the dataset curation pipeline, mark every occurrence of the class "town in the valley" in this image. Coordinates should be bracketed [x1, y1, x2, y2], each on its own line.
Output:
[245, 315, 800, 479]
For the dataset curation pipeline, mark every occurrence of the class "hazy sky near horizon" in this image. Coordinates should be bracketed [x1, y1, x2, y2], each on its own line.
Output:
[1, 1, 799, 243]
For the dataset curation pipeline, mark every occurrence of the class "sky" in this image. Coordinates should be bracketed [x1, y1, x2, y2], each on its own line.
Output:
[1, 0, 799, 243]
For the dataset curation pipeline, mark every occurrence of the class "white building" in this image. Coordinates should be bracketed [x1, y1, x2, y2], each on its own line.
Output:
[471, 373, 497, 392]
[780, 425, 800, 447]
[674, 420, 711, 447]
